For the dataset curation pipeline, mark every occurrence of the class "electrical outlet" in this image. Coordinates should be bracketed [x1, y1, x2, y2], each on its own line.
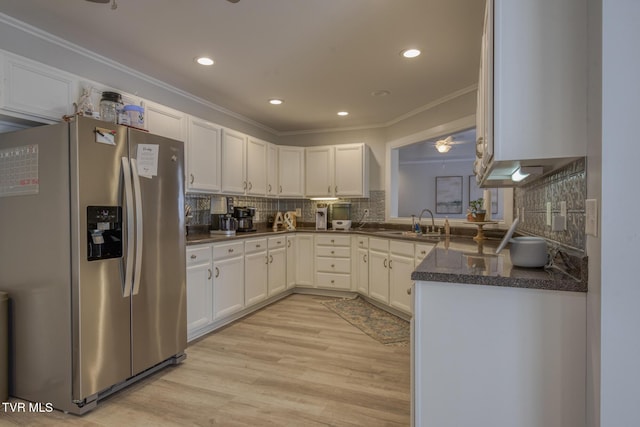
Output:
[546, 202, 552, 226]
[363, 209, 370, 217]
[586, 199, 598, 237]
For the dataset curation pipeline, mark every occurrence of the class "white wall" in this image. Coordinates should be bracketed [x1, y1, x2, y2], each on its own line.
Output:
[600, 1, 640, 426]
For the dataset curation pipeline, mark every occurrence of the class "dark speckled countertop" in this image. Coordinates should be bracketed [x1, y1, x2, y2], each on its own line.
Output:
[411, 237, 587, 292]
[186, 226, 587, 293]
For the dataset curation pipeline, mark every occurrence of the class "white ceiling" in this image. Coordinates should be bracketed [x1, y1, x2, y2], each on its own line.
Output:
[0, 0, 484, 134]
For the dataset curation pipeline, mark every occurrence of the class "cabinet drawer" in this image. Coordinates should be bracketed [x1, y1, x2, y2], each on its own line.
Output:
[369, 237, 389, 252]
[186, 245, 212, 266]
[390, 240, 414, 257]
[316, 272, 351, 290]
[316, 246, 350, 258]
[415, 243, 435, 263]
[354, 236, 369, 249]
[316, 257, 351, 273]
[244, 238, 267, 254]
[315, 234, 350, 247]
[268, 236, 286, 249]
[213, 241, 245, 259]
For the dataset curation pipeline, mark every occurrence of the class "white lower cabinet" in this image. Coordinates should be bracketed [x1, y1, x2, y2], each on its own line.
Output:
[244, 238, 268, 307]
[354, 237, 369, 295]
[286, 235, 296, 289]
[212, 241, 245, 320]
[315, 234, 351, 290]
[368, 238, 390, 304]
[388, 241, 415, 314]
[186, 244, 213, 341]
[295, 234, 315, 287]
[267, 237, 287, 296]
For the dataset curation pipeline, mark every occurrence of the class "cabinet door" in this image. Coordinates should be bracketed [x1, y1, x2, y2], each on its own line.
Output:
[389, 253, 414, 314]
[145, 101, 186, 141]
[368, 249, 389, 304]
[221, 128, 247, 194]
[186, 261, 213, 339]
[286, 236, 296, 288]
[295, 234, 315, 287]
[357, 247, 369, 295]
[213, 255, 245, 319]
[268, 247, 287, 296]
[335, 144, 368, 197]
[246, 137, 267, 195]
[187, 117, 221, 192]
[305, 146, 333, 197]
[266, 143, 278, 197]
[277, 146, 305, 197]
[1, 53, 76, 122]
[245, 250, 268, 306]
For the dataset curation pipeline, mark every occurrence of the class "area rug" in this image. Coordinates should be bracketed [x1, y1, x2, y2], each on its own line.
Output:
[321, 297, 410, 345]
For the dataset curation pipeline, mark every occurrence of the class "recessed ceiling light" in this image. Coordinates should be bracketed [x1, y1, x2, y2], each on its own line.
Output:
[371, 90, 391, 97]
[401, 48, 421, 58]
[269, 99, 284, 105]
[195, 56, 214, 66]
[337, 111, 349, 116]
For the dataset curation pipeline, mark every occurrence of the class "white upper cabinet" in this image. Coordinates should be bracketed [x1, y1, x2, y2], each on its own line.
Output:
[305, 143, 369, 198]
[277, 146, 305, 197]
[246, 136, 268, 196]
[145, 101, 186, 141]
[335, 143, 369, 197]
[476, 0, 587, 187]
[221, 128, 247, 194]
[305, 146, 334, 197]
[0, 52, 77, 123]
[187, 117, 221, 193]
[266, 143, 278, 197]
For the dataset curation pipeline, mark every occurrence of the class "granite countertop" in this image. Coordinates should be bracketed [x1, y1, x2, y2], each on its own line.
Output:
[411, 237, 587, 293]
[186, 225, 587, 293]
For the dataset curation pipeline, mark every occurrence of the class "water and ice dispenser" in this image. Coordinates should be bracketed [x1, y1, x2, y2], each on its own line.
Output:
[87, 206, 123, 261]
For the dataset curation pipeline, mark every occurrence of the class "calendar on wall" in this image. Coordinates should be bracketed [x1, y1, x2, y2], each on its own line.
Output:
[0, 144, 39, 197]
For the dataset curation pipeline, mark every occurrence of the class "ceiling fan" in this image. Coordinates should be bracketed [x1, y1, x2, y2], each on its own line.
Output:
[434, 136, 455, 153]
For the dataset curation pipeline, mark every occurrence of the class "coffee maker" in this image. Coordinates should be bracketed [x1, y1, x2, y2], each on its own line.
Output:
[210, 196, 237, 236]
[234, 206, 257, 232]
[315, 204, 328, 230]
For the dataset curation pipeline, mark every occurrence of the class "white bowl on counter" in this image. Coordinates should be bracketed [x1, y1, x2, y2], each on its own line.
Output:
[509, 236, 548, 268]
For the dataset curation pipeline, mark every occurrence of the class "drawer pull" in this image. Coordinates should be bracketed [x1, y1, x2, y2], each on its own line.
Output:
[228, 248, 234, 253]
[331, 264, 335, 268]
[331, 279, 335, 284]
[207, 268, 212, 280]
[421, 250, 426, 255]
[277, 240, 282, 245]
[190, 254, 197, 259]
[215, 267, 220, 278]
[331, 239, 335, 244]
[331, 250, 335, 255]
[256, 244, 261, 248]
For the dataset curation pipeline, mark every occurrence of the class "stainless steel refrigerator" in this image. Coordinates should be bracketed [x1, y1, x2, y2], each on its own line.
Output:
[0, 116, 187, 414]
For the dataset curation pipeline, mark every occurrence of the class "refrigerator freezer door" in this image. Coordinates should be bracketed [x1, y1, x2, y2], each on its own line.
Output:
[128, 129, 187, 375]
[72, 118, 132, 400]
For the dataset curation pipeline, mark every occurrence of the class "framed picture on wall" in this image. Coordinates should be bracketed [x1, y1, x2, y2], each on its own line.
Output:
[468, 175, 498, 214]
[436, 176, 463, 214]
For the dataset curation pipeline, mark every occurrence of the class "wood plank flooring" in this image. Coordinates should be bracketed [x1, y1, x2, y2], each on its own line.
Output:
[2, 294, 410, 426]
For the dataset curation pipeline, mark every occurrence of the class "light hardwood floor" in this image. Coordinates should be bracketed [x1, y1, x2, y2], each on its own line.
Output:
[2, 294, 410, 426]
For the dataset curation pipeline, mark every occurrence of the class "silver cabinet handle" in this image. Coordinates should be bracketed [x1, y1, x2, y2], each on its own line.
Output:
[269, 255, 273, 264]
[407, 287, 412, 295]
[277, 240, 282, 245]
[243, 181, 247, 190]
[389, 259, 393, 269]
[268, 184, 272, 193]
[207, 268, 212, 280]
[265, 256, 269, 265]
[215, 267, 220, 278]
[421, 250, 426, 255]
[190, 254, 197, 259]
[190, 173, 195, 184]
[363, 254, 367, 263]
[383, 259, 388, 268]
[228, 248, 234, 253]
[331, 250, 335, 255]
[331, 279, 335, 284]
[287, 240, 292, 248]
[248, 181, 253, 190]
[335, 186, 338, 194]
[328, 186, 331, 194]
[331, 264, 335, 268]
[256, 244, 261, 248]
[279, 185, 282, 193]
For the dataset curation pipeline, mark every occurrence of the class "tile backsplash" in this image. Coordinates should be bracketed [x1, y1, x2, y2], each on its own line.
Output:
[185, 190, 386, 227]
[514, 158, 586, 252]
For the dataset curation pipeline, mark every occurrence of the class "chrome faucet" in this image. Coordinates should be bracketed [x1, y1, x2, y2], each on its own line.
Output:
[417, 209, 436, 234]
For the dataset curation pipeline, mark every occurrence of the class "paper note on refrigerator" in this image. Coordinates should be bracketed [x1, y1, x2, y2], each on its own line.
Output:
[136, 144, 159, 178]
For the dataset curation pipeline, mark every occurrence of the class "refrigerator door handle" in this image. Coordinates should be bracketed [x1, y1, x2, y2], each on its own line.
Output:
[130, 158, 144, 296]
[121, 157, 134, 297]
